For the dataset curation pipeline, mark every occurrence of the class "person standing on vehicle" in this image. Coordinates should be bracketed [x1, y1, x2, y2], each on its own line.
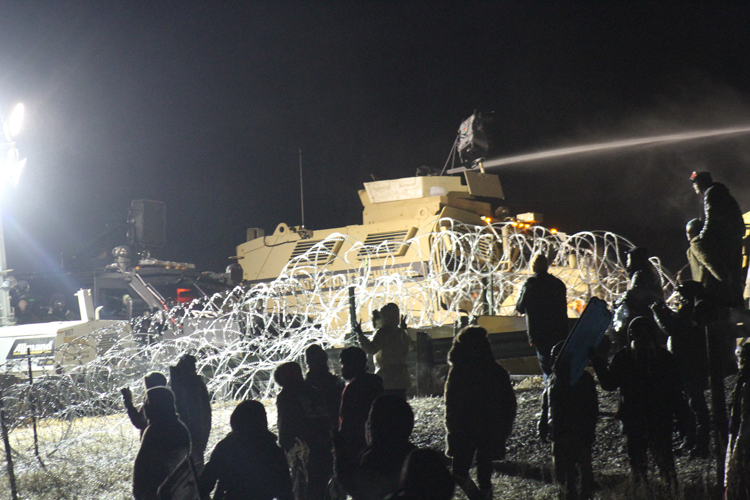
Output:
[516, 253, 569, 378]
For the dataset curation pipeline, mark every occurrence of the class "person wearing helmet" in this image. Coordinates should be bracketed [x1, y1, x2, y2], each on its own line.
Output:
[589, 317, 684, 486]
[542, 341, 598, 500]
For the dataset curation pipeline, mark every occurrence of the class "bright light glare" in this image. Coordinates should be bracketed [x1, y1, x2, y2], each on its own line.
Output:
[4, 148, 25, 189]
[8, 103, 24, 137]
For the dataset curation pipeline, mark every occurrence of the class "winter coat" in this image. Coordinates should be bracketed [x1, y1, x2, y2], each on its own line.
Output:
[305, 368, 343, 430]
[651, 302, 709, 391]
[133, 417, 191, 500]
[198, 429, 293, 500]
[444, 349, 516, 458]
[694, 182, 745, 307]
[169, 366, 212, 458]
[336, 440, 415, 500]
[516, 271, 569, 349]
[612, 268, 665, 346]
[276, 383, 331, 453]
[339, 373, 384, 461]
[592, 346, 683, 435]
[548, 370, 598, 444]
[359, 325, 412, 391]
[727, 380, 750, 500]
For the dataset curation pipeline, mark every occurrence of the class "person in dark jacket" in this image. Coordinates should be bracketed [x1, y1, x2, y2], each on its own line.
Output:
[305, 343, 343, 429]
[589, 317, 684, 486]
[385, 448, 455, 500]
[170, 354, 212, 472]
[516, 253, 569, 378]
[199, 400, 293, 500]
[651, 281, 710, 457]
[445, 326, 516, 500]
[338, 346, 384, 466]
[121, 371, 167, 437]
[727, 343, 750, 500]
[133, 387, 191, 500]
[335, 395, 416, 500]
[689, 171, 745, 308]
[542, 342, 597, 500]
[611, 247, 665, 349]
[275, 361, 333, 500]
[357, 303, 412, 397]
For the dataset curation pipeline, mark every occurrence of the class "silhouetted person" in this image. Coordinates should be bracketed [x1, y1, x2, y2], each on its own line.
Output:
[541, 342, 597, 500]
[384, 448, 455, 500]
[689, 171, 745, 308]
[338, 346, 384, 466]
[727, 343, 750, 500]
[305, 344, 343, 429]
[516, 253, 569, 378]
[335, 395, 416, 500]
[612, 247, 665, 348]
[445, 326, 516, 500]
[133, 387, 191, 500]
[46, 292, 75, 321]
[199, 400, 293, 500]
[651, 281, 710, 457]
[357, 303, 412, 398]
[122, 371, 168, 437]
[170, 354, 212, 472]
[275, 362, 332, 500]
[589, 317, 684, 486]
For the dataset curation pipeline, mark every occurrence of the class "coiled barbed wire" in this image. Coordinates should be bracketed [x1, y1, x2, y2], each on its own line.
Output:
[0, 220, 676, 473]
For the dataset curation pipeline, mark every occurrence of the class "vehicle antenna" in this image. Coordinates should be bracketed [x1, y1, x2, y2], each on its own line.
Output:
[299, 148, 305, 229]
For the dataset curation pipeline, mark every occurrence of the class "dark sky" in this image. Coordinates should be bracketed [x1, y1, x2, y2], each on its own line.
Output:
[2, 2, 750, 275]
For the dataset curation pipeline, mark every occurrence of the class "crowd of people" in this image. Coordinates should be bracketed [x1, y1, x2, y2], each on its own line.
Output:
[123, 171, 750, 500]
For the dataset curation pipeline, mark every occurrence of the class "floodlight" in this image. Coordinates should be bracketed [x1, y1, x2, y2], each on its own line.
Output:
[8, 103, 24, 138]
[457, 112, 490, 164]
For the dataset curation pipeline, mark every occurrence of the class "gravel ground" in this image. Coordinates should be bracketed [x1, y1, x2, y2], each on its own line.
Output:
[0, 375, 730, 499]
[409, 375, 725, 500]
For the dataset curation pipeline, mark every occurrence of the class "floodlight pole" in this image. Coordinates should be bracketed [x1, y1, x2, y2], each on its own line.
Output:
[0, 212, 9, 326]
[0, 104, 25, 326]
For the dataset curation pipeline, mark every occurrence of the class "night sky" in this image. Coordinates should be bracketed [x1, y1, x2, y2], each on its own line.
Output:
[2, 3, 750, 276]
